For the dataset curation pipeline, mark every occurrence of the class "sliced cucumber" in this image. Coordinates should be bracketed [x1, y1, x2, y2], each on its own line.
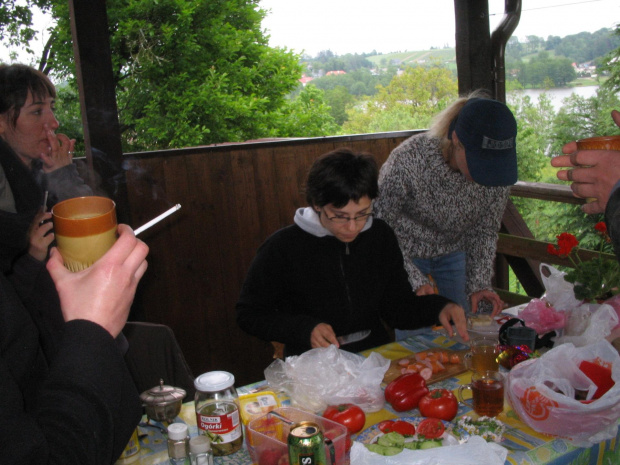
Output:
[419, 439, 443, 450]
[365, 444, 403, 456]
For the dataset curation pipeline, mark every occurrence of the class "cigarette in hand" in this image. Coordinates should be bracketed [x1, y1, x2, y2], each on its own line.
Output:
[134, 204, 181, 235]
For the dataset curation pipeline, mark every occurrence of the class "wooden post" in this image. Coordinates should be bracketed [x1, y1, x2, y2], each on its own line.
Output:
[68, 0, 130, 223]
[454, 0, 493, 95]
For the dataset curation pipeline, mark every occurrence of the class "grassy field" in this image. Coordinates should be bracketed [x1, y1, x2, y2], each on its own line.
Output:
[367, 48, 456, 70]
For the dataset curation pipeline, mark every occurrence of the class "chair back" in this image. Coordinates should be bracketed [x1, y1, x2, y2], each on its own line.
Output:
[123, 321, 196, 400]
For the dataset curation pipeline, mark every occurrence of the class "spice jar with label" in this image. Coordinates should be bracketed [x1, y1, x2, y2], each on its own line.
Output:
[194, 371, 243, 456]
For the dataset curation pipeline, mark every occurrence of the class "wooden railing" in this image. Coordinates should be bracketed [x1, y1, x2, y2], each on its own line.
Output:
[119, 134, 615, 385]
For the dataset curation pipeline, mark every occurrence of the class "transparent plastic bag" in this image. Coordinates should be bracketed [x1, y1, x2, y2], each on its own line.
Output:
[264, 345, 390, 413]
[555, 303, 618, 347]
[506, 340, 620, 447]
[350, 436, 507, 465]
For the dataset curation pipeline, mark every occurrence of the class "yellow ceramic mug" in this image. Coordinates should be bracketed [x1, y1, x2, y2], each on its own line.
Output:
[52, 196, 117, 272]
[576, 135, 620, 151]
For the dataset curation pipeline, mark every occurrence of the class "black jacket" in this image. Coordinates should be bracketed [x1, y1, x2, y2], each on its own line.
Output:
[236, 218, 452, 356]
[606, 186, 620, 264]
[0, 270, 142, 464]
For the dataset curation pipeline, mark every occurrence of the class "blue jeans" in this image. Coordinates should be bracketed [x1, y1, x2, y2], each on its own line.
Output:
[395, 251, 468, 341]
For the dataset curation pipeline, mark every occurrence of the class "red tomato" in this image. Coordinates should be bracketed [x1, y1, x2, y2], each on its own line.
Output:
[418, 388, 459, 421]
[323, 403, 366, 434]
[377, 420, 416, 436]
[417, 418, 445, 439]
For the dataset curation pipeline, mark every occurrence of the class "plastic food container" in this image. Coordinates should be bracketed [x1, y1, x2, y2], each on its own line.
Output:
[239, 390, 280, 425]
[246, 407, 350, 465]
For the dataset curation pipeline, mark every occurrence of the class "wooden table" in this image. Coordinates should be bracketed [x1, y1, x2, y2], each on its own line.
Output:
[121, 331, 620, 465]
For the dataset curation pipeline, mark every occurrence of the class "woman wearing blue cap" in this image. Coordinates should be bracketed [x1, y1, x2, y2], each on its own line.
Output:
[374, 91, 518, 340]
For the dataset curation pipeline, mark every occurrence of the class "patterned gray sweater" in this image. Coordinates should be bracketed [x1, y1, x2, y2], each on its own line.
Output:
[373, 133, 510, 295]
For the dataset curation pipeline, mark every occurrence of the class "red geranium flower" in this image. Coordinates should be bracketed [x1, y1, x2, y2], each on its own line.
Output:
[547, 224, 620, 301]
[548, 232, 579, 257]
[595, 222, 607, 234]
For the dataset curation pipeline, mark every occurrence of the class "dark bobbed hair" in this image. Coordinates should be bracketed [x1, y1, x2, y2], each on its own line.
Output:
[0, 64, 56, 128]
[305, 148, 379, 208]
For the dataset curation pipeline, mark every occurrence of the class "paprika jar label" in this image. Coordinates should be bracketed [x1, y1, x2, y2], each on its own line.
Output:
[196, 401, 242, 446]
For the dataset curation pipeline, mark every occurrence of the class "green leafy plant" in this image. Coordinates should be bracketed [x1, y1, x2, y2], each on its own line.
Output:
[547, 222, 620, 301]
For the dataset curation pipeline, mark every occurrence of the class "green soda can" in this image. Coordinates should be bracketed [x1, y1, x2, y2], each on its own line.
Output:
[287, 422, 327, 465]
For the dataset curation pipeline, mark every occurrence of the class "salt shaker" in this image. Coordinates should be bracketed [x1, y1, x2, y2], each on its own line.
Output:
[167, 423, 190, 464]
[189, 435, 214, 465]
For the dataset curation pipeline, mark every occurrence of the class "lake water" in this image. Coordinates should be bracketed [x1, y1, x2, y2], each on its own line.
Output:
[507, 86, 599, 112]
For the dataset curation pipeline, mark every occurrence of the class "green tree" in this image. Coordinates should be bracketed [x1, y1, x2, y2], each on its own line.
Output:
[512, 54, 576, 88]
[0, 1, 50, 59]
[516, 88, 620, 246]
[273, 85, 338, 137]
[342, 65, 457, 134]
[507, 92, 554, 182]
[324, 86, 355, 126]
[12, 0, 306, 149]
[602, 24, 620, 94]
[550, 86, 620, 155]
[311, 68, 395, 97]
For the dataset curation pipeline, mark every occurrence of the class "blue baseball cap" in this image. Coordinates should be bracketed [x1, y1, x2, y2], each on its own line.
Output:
[448, 98, 518, 186]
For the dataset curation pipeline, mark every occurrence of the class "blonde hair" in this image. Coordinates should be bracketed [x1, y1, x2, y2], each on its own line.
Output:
[428, 89, 491, 161]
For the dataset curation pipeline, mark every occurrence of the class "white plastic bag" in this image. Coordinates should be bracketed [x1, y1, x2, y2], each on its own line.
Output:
[350, 436, 508, 465]
[264, 345, 390, 413]
[554, 303, 619, 347]
[540, 263, 582, 311]
[506, 340, 620, 447]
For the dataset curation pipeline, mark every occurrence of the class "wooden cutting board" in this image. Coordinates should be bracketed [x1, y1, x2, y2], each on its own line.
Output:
[382, 348, 470, 385]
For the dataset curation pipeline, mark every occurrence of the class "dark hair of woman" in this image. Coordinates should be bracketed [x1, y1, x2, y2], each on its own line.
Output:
[0, 64, 56, 128]
[305, 147, 378, 208]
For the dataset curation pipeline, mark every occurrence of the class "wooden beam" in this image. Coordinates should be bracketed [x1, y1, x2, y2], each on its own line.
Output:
[68, 0, 130, 223]
[498, 233, 616, 266]
[510, 181, 585, 204]
[495, 288, 532, 305]
[454, 0, 493, 94]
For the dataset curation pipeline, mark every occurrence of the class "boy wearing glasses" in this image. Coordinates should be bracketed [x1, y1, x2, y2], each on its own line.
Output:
[236, 148, 468, 357]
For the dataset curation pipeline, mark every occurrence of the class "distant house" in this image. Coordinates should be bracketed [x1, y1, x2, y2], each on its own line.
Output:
[325, 70, 346, 76]
[573, 61, 597, 78]
[299, 75, 315, 86]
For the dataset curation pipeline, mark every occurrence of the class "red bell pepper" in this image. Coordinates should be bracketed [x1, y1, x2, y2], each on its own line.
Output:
[579, 360, 614, 399]
[384, 373, 429, 412]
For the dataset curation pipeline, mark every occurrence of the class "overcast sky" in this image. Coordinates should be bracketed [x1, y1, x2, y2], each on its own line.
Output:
[259, 0, 620, 56]
[2, 0, 618, 63]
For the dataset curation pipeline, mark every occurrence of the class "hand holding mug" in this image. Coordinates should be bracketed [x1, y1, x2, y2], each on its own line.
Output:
[47, 224, 149, 338]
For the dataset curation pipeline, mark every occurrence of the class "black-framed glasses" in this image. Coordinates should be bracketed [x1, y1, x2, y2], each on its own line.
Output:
[322, 210, 374, 224]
